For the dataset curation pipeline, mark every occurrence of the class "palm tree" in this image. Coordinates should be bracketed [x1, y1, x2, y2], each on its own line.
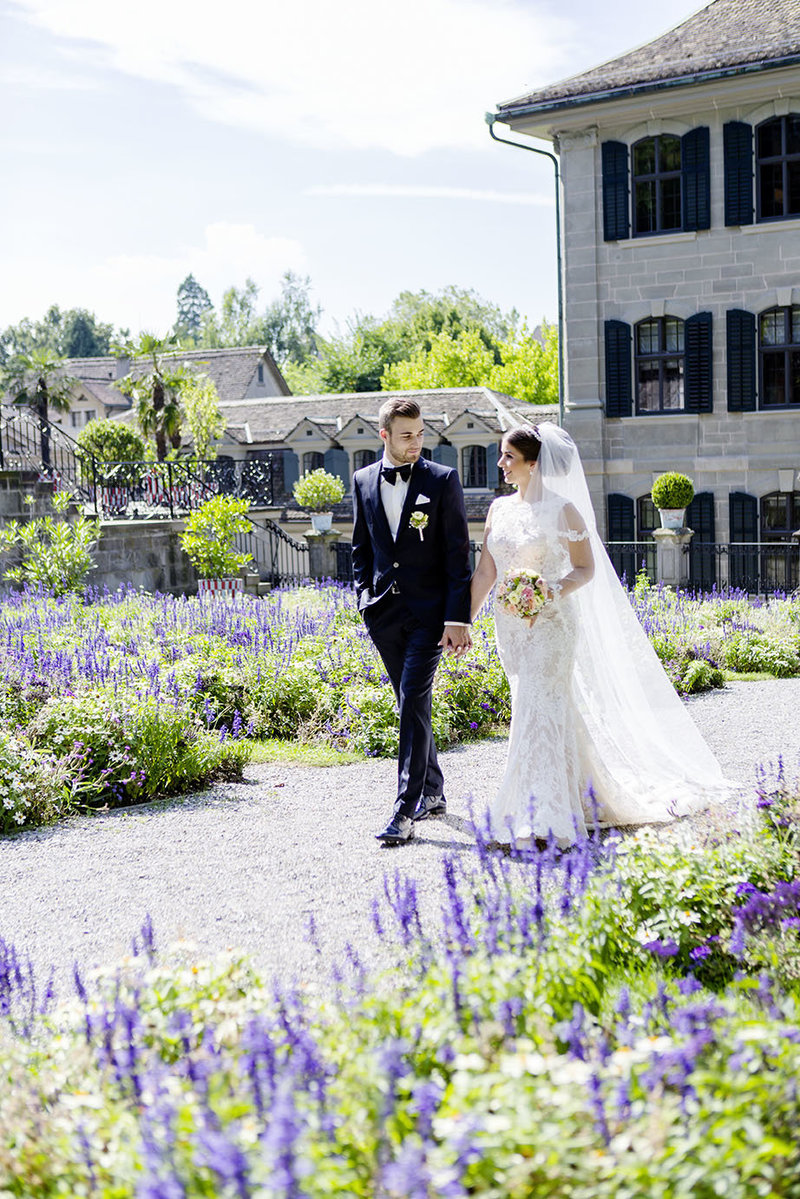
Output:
[1, 348, 78, 466]
[116, 333, 190, 461]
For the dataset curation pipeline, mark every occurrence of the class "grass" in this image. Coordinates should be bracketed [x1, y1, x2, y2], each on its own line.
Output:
[247, 738, 365, 767]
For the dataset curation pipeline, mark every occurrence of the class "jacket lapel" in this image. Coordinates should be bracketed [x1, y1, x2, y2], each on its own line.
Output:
[365, 461, 394, 548]
[397, 459, 428, 541]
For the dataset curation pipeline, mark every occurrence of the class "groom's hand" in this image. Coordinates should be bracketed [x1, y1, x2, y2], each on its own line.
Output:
[439, 623, 472, 657]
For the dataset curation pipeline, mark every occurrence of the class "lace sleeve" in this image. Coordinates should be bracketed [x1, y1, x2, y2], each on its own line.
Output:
[558, 528, 590, 542]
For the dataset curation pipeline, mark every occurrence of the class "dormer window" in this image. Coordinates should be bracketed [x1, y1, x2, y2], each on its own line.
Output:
[257, 364, 264, 384]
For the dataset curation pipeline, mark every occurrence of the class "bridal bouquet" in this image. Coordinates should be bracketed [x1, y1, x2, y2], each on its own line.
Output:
[496, 568, 550, 619]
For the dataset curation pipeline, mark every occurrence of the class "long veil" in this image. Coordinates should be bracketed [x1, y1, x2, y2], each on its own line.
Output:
[530, 423, 730, 824]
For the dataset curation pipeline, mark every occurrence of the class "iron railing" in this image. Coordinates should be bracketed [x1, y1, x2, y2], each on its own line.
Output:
[605, 540, 657, 585]
[683, 541, 800, 596]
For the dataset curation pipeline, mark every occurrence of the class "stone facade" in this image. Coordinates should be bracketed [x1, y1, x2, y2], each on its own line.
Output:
[495, 1, 800, 572]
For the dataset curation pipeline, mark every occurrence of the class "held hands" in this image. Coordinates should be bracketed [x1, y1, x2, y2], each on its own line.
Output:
[439, 623, 472, 658]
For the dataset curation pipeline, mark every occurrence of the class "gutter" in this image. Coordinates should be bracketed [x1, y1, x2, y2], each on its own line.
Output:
[496, 53, 800, 123]
[486, 114, 565, 428]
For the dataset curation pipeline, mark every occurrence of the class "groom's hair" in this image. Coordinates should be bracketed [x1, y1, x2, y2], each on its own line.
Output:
[379, 397, 421, 432]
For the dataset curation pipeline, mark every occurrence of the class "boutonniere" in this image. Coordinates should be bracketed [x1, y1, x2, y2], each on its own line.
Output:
[409, 510, 429, 541]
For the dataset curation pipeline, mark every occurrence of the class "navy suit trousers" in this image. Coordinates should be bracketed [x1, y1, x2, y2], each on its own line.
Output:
[365, 594, 444, 818]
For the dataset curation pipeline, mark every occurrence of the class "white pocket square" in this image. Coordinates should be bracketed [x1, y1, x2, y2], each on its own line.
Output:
[416, 493, 431, 504]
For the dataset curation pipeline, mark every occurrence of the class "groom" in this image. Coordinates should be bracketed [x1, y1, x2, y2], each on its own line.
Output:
[352, 397, 472, 845]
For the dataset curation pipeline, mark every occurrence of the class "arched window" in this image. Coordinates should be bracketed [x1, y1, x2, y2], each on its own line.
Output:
[302, 451, 324, 473]
[759, 306, 800, 407]
[353, 448, 378, 470]
[635, 317, 684, 412]
[632, 135, 682, 235]
[461, 444, 487, 489]
[756, 115, 800, 221]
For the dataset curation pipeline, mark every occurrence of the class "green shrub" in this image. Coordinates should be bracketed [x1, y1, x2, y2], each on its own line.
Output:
[292, 467, 346, 511]
[722, 631, 800, 677]
[0, 491, 100, 596]
[0, 730, 70, 834]
[180, 494, 252, 579]
[29, 693, 249, 807]
[682, 657, 725, 693]
[651, 471, 695, 509]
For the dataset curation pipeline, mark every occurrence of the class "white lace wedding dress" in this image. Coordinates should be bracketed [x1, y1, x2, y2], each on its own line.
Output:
[486, 491, 731, 846]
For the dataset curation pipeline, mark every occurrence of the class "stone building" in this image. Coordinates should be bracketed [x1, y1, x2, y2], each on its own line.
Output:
[493, 0, 800, 589]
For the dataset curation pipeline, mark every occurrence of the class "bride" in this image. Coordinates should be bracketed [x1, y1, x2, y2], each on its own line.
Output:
[469, 423, 730, 848]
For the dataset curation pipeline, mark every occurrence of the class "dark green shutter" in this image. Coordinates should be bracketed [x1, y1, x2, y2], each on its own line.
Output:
[607, 494, 636, 582]
[605, 320, 632, 416]
[282, 450, 299, 498]
[432, 443, 457, 469]
[685, 312, 713, 412]
[323, 447, 349, 485]
[723, 122, 753, 226]
[726, 309, 756, 412]
[602, 141, 629, 241]
[682, 127, 710, 231]
[729, 491, 758, 591]
[686, 492, 716, 591]
[486, 442, 499, 490]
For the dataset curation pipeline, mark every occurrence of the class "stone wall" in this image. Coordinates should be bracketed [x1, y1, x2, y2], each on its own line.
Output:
[92, 520, 198, 595]
[555, 72, 800, 541]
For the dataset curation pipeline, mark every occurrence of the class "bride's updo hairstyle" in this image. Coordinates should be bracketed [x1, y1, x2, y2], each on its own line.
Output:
[504, 425, 541, 464]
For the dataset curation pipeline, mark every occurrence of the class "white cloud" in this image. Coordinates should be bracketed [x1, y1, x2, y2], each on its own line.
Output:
[9, 0, 573, 155]
[307, 183, 554, 205]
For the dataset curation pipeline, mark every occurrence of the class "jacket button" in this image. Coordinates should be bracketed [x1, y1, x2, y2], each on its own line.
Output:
[393, 561, 399, 568]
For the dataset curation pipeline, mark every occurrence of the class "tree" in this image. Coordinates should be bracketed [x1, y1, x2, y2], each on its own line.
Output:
[0, 348, 78, 465]
[381, 328, 498, 391]
[198, 279, 263, 348]
[262, 271, 321, 365]
[0, 305, 118, 363]
[488, 321, 559, 405]
[174, 275, 213, 346]
[76, 419, 145, 463]
[179, 373, 225, 460]
[115, 333, 189, 461]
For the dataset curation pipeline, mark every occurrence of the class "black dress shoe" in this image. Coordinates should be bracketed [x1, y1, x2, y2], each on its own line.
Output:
[375, 815, 415, 845]
[412, 794, 447, 821]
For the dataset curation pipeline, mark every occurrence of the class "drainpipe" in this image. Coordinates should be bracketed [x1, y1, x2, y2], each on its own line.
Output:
[485, 113, 564, 428]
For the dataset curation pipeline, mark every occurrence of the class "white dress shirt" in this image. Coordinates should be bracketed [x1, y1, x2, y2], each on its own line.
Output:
[379, 454, 411, 541]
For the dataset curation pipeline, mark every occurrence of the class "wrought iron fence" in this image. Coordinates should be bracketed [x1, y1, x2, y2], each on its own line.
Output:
[682, 541, 800, 595]
[605, 540, 657, 584]
[0, 404, 83, 485]
[80, 457, 284, 519]
[236, 520, 310, 588]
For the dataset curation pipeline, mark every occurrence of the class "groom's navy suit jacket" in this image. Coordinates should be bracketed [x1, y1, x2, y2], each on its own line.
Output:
[351, 458, 471, 632]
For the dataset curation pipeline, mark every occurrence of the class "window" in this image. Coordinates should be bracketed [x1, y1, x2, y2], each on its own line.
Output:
[302, 451, 324, 472]
[637, 496, 658, 537]
[756, 115, 800, 221]
[461, 444, 487, 489]
[759, 307, 800, 408]
[760, 490, 800, 591]
[353, 449, 377, 470]
[257, 364, 264, 384]
[635, 317, 685, 413]
[632, 135, 682, 235]
[70, 409, 96, 429]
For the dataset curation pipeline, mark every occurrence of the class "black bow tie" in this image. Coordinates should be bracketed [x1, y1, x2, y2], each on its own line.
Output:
[381, 463, 412, 485]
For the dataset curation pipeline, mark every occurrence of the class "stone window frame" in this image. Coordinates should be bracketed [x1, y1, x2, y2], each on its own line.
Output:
[631, 134, 682, 236]
[756, 114, 800, 223]
[758, 305, 800, 409]
[634, 316, 686, 414]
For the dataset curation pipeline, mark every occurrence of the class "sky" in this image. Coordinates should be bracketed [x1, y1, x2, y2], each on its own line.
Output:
[1, 0, 705, 341]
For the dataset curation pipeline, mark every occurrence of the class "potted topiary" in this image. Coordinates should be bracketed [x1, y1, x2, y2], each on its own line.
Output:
[651, 472, 695, 530]
[293, 467, 345, 532]
[180, 495, 253, 595]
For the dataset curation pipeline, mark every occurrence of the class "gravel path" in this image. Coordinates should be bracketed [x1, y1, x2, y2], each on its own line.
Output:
[2, 680, 799, 992]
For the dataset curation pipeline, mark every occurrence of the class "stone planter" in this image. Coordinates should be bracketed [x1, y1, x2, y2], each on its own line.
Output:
[310, 512, 333, 533]
[658, 508, 687, 531]
[196, 577, 244, 597]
